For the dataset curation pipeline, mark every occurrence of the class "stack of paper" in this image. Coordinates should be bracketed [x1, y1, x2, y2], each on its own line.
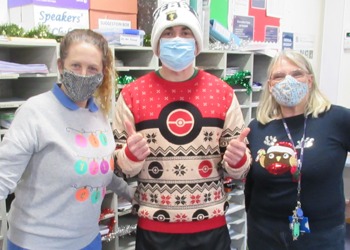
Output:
[0, 60, 49, 74]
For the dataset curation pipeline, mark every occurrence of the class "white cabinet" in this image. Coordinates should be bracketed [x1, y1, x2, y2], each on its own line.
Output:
[251, 53, 272, 120]
[114, 46, 158, 79]
[195, 50, 226, 77]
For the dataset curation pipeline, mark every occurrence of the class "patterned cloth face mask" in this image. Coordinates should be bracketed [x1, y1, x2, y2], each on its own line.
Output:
[61, 70, 104, 102]
[271, 75, 308, 107]
[159, 37, 196, 72]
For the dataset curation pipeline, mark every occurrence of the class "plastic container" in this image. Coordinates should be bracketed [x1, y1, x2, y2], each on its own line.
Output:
[95, 29, 145, 46]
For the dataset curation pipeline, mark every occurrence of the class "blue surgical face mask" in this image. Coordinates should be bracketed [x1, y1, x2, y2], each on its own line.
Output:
[159, 37, 196, 72]
[271, 75, 308, 107]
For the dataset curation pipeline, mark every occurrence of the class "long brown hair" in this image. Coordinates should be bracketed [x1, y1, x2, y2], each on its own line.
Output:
[59, 29, 115, 116]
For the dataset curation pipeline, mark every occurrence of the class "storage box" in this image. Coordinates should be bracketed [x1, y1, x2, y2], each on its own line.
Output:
[94, 29, 145, 46]
[8, 4, 89, 35]
[89, 10, 137, 30]
[8, 0, 89, 9]
[90, 0, 137, 14]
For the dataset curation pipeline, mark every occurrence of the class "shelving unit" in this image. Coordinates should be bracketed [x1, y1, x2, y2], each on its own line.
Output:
[226, 181, 247, 250]
[0, 39, 58, 141]
[114, 46, 158, 78]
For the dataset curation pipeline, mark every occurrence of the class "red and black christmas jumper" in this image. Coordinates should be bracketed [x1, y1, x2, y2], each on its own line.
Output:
[113, 70, 250, 234]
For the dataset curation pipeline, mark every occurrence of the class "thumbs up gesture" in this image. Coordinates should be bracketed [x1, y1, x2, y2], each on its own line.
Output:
[125, 120, 150, 161]
[223, 128, 250, 167]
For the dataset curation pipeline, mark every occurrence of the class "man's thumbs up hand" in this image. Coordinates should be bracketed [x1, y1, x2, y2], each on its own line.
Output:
[223, 128, 250, 167]
[125, 120, 150, 161]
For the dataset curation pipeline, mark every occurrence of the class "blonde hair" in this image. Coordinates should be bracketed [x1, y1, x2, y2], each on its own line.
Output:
[256, 50, 331, 124]
[59, 29, 115, 116]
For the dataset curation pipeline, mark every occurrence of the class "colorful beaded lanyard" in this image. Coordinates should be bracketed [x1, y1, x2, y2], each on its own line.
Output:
[282, 116, 310, 240]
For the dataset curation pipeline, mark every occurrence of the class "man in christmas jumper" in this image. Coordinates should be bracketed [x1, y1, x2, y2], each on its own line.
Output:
[113, 1, 251, 249]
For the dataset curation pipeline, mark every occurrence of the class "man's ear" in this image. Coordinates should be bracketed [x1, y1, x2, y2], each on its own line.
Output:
[195, 42, 200, 56]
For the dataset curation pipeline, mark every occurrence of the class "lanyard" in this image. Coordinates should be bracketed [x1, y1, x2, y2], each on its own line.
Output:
[282, 116, 310, 240]
[282, 116, 307, 201]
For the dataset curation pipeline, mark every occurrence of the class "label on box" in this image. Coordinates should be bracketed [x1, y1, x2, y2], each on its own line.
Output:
[98, 19, 131, 29]
[33, 6, 89, 35]
[120, 34, 140, 46]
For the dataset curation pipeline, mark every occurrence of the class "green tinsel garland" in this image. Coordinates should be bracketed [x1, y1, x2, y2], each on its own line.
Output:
[115, 75, 136, 97]
[117, 75, 136, 86]
[0, 23, 62, 41]
[222, 70, 252, 94]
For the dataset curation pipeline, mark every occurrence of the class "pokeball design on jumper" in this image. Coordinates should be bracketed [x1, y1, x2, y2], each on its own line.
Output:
[158, 102, 202, 145]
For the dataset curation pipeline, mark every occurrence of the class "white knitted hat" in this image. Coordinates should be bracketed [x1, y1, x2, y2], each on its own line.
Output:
[151, 1, 203, 56]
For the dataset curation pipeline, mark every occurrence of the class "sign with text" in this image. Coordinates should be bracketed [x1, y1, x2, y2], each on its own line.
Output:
[265, 26, 278, 42]
[282, 32, 294, 50]
[232, 15, 254, 41]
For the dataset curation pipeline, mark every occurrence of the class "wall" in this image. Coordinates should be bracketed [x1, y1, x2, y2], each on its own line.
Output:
[319, 0, 350, 108]
[279, 0, 325, 84]
[209, 0, 325, 83]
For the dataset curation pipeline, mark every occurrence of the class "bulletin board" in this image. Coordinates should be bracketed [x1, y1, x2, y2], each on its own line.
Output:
[210, 0, 280, 42]
[248, 0, 279, 41]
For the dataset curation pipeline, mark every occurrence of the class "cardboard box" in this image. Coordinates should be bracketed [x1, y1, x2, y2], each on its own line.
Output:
[158, 0, 189, 7]
[89, 10, 136, 30]
[90, 0, 137, 14]
[8, 5, 89, 35]
[8, 0, 89, 9]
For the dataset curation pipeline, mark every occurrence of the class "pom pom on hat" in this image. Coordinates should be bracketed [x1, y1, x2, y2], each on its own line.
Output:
[151, 1, 203, 55]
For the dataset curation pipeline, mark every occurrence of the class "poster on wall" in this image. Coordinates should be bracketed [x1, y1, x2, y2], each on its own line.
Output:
[265, 26, 278, 42]
[229, 0, 280, 42]
[294, 33, 315, 60]
[232, 15, 254, 41]
[282, 32, 293, 50]
[227, 0, 249, 33]
[251, 0, 266, 9]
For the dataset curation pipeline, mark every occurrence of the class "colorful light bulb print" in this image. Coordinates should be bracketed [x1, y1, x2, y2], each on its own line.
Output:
[91, 189, 101, 204]
[74, 159, 88, 174]
[89, 160, 99, 175]
[99, 132, 108, 146]
[76, 134, 88, 147]
[100, 159, 109, 174]
[88, 133, 100, 148]
[75, 187, 90, 202]
[110, 157, 114, 171]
